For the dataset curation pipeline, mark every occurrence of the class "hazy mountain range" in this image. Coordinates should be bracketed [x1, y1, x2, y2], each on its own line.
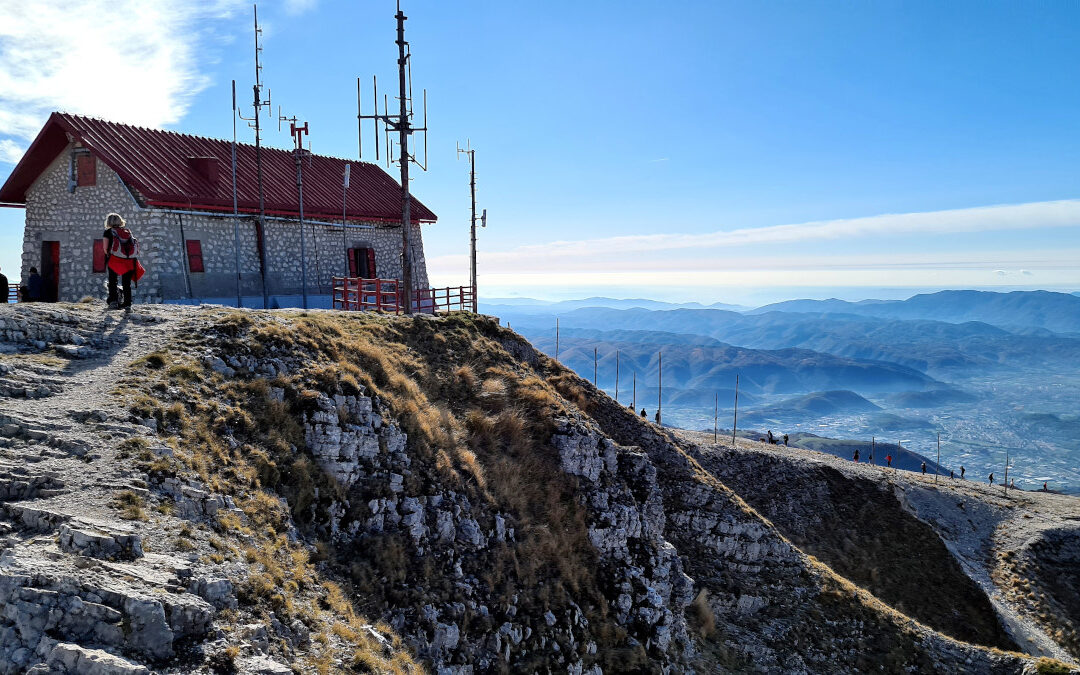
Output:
[485, 290, 1080, 492]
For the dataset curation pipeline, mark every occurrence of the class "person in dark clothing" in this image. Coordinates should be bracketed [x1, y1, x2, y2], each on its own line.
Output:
[921, 462, 927, 475]
[783, 434, 789, 446]
[853, 449, 860, 463]
[640, 408, 647, 418]
[0, 266, 8, 303]
[654, 411, 661, 425]
[1044, 482, 1048, 492]
[25, 267, 43, 302]
[988, 473, 994, 485]
[767, 430, 775, 445]
[950, 470, 955, 480]
[960, 466, 966, 479]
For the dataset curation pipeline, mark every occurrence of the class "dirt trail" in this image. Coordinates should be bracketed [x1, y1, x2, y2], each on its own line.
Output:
[0, 304, 238, 674]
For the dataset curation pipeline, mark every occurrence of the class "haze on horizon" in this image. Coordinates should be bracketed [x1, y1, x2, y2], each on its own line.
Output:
[1, 0, 1078, 299]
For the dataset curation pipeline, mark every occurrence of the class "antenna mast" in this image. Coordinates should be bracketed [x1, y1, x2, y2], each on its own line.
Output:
[458, 141, 482, 312]
[237, 4, 272, 309]
[279, 109, 310, 308]
[358, 1, 429, 314]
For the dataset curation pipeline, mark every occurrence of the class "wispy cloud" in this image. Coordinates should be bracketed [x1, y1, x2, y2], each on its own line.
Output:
[284, 0, 319, 15]
[0, 0, 248, 163]
[0, 139, 23, 164]
[430, 199, 1080, 275]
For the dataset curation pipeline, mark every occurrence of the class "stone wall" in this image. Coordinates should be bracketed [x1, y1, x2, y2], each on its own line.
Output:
[21, 143, 432, 303]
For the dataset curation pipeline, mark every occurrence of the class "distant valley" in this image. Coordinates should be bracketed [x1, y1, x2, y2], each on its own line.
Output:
[484, 290, 1080, 493]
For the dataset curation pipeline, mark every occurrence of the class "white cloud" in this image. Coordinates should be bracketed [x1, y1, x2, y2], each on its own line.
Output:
[0, 0, 246, 163]
[284, 0, 318, 15]
[431, 200, 1080, 275]
[0, 139, 23, 164]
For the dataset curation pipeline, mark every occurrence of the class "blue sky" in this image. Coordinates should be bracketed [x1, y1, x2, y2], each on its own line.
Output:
[1, 0, 1079, 304]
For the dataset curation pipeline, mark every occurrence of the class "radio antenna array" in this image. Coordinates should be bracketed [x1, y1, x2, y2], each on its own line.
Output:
[237, 3, 272, 309]
[356, 1, 429, 313]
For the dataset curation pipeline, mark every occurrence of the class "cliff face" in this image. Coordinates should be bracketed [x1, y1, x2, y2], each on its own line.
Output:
[0, 304, 1075, 674]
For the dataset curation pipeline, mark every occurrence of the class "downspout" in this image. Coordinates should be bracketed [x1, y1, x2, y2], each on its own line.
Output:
[177, 213, 194, 301]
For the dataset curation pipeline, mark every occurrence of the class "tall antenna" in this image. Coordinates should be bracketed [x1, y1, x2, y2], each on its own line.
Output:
[237, 3, 272, 309]
[458, 140, 483, 312]
[231, 80, 242, 308]
[358, 2, 429, 314]
[279, 108, 310, 308]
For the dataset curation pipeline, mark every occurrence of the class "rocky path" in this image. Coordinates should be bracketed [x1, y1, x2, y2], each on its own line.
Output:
[0, 304, 237, 675]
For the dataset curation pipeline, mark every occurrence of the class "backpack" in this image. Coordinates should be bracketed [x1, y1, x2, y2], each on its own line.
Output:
[109, 227, 140, 259]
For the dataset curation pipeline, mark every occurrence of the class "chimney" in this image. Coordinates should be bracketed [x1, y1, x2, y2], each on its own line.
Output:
[187, 156, 219, 184]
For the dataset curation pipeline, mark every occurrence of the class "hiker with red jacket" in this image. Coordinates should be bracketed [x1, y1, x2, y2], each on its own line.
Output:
[102, 213, 145, 311]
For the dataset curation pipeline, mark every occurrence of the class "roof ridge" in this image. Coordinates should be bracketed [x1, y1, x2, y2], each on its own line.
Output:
[55, 111, 384, 168]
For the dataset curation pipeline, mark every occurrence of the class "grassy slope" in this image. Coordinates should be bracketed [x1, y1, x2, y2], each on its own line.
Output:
[117, 307, 1052, 673]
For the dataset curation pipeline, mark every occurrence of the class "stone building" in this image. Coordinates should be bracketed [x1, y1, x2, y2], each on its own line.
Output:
[0, 112, 437, 304]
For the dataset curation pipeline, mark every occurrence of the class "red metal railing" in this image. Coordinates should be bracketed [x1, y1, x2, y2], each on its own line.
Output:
[332, 277, 475, 314]
[332, 277, 402, 312]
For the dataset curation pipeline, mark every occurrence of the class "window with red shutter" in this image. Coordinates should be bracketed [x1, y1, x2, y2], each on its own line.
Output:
[76, 154, 96, 187]
[92, 239, 106, 273]
[186, 240, 204, 273]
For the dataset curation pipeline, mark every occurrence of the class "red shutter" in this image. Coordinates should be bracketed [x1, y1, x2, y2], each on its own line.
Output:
[347, 248, 358, 277]
[92, 239, 106, 273]
[76, 154, 96, 186]
[186, 240, 204, 273]
[366, 248, 377, 278]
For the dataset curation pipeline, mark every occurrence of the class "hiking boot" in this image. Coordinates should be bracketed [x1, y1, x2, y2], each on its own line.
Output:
[106, 301, 119, 310]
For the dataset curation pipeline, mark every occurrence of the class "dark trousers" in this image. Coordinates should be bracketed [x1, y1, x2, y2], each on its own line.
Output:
[107, 268, 134, 307]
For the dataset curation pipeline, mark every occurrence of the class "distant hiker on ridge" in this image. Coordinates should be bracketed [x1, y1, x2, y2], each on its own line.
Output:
[886, 454, 892, 468]
[767, 430, 775, 445]
[783, 434, 789, 446]
[921, 462, 927, 475]
[950, 470, 955, 480]
[853, 448, 860, 463]
[654, 411, 661, 425]
[988, 473, 994, 485]
[640, 408, 647, 418]
[960, 466, 966, 479]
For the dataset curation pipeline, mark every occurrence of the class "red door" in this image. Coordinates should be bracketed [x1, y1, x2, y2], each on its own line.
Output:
[40, 241, 59, 302]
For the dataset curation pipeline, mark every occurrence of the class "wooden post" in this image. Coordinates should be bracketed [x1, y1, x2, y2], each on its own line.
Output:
[656, 351, 662, 425]
[593, 347, 598, 386]
[615, 350, 620, 403]
[1004, 447, 1010, 497]
[632, 371, 636, 410]
[714, 392, 718, 443]
[872, 436, 875, 466]
[555, 318, 560, 361]
[936, 433, 940, 485]
[731, 374, 739, 446]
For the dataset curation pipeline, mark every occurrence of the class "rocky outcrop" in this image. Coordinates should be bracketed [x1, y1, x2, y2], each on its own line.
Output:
[0, 303, 1074, 674]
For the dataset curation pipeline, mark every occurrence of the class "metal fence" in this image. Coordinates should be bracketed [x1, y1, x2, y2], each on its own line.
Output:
[332, 277, 474, 315]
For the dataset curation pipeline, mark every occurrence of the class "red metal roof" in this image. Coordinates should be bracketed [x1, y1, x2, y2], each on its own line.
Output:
[0, 112, 436, 224]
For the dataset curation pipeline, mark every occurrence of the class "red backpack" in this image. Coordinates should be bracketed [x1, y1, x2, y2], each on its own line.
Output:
[109, 227, 140, 259]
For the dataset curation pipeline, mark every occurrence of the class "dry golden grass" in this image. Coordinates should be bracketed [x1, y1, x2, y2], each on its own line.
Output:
[112, 490, 146, 521]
